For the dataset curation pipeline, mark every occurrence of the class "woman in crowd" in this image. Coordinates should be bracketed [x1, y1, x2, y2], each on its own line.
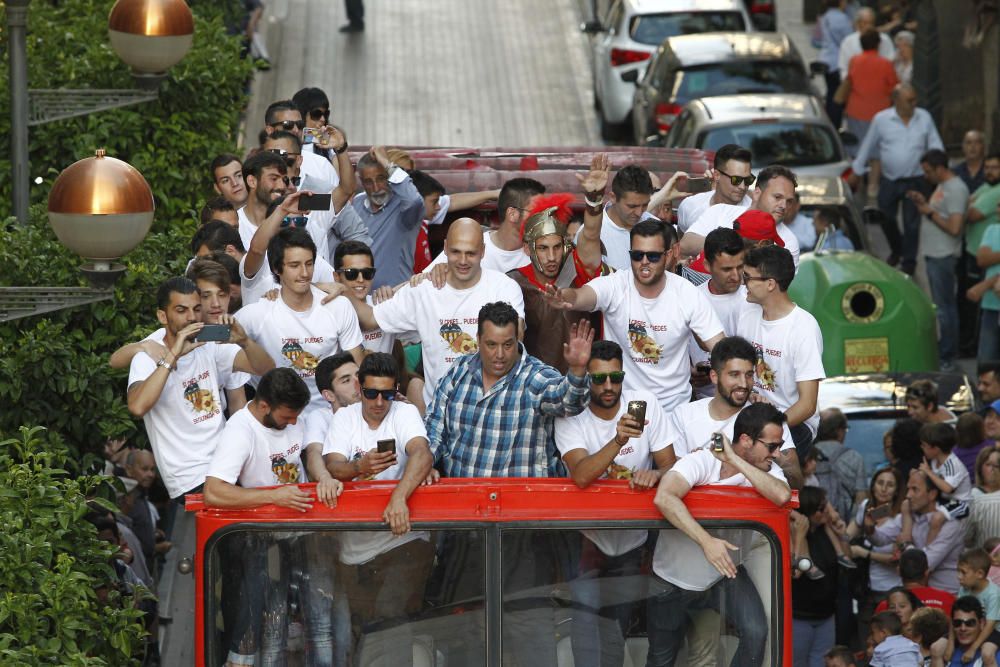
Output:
[957, 413, 991, 482]
[972, 442, 1000, 497]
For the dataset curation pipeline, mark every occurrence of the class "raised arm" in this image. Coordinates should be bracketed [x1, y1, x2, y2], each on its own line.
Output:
[449, 189, 500, 211]
[540, 283, 599, 312]
[715, 434, 792, 507]
[127, 323, 204, 417]
[328, 126, 355, 212]
[575, 153, 610, 270]
[223, 314, 276, 376]
[109, 338, 166, 370]
[244, 191, 307, 279]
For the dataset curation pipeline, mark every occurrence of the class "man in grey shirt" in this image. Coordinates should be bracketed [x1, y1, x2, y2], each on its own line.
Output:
[910, 149, 969, 371]
[350, 146, 424, 289]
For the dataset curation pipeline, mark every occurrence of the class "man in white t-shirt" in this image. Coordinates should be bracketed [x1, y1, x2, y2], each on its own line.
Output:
[302, 352, 361, 481]
[554, 340, 671, 667]
[126, 277, 275, 501]
[680, 164, 802, 269]
[320, 353, 435, 665]
[236, 227, 364, 419]
[340, 219, 525, 406]
[204, 368, 343, 666]
[210, 153, 248, 208]
[676, 144, 754, 233]
[546, 220, 724, 413]
[737, 244, 826, 458]
[599, 165, 657, 271]
[647, 402, 793, 666]
[262, 99, 340, 192]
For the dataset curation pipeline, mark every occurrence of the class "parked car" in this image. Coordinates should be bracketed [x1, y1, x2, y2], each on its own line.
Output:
[582, 0, 752, 140]
[663, 93, 856, 180]
[630, 32, 814, 145]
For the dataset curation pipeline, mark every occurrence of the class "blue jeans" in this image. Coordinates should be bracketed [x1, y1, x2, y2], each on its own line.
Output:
[981, 308, 1000, 360]
[645, 567, 767, 667]
[792, 615, 835, 667]
[877, 176, 928, 272]
[925, 255, 960, 364]
[569, 537, 645, 667]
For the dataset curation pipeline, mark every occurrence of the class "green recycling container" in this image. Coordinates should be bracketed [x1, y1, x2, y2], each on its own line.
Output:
[788, 252, 938, 375]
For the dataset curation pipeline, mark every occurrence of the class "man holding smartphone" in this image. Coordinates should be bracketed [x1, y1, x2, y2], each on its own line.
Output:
[320, 352, 434, 664]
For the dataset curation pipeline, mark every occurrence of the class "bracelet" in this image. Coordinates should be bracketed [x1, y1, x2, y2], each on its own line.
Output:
[156, 356, 174, 372]
[614, 434, 628, 447]
[333, 143, 348, 155]
[584, 195, 605, 209]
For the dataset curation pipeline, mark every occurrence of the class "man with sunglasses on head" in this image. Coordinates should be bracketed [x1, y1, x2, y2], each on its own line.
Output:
[544, 220, 725, 414]
[553, 339, 671, 667]
[321, 352, 435, 665]
[263, 99, 340, 192]
[680, 165, 802, 270]
[676, 144, 754, 233]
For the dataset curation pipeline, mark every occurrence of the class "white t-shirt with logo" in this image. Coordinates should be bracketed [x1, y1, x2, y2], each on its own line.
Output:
[677, 191, 752, 233]
[323, 401, 430, 564]
[305, 408, 332, 447]
[146, 327, 249, 412]
[238, 250, 336, 307]
[665, 397, 795, 458]
[372, 269, 525, 404]
[688, 283, 754, 370]
[237, 205, 344, 266]
[736, 305, 826, 436]
[206, 405, 306, 488]
[588, 270, 723, 412]
[652, 448, 788, 590]
[361, 294, 396, 354]
[554, 389, 667, 556]
[127, 336, 241, 498]
[235, 287, 363, 418]
[686, 204, 801, 269]
[428, 230, 531, 273]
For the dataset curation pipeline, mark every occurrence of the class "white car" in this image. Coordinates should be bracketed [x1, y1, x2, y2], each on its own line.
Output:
[583, 0, 753, 140]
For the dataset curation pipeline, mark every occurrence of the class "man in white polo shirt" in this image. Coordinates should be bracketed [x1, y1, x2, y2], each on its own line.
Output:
[554, 339, 671, 667]
[647, 402, 792, 667]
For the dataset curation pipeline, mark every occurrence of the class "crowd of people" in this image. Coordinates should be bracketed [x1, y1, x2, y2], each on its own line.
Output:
[82, 73, 1000, 667]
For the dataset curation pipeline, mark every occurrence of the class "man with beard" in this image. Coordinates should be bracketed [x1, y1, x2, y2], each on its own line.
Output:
[554, 339, 671, 667]
[507, 156, 610, 372]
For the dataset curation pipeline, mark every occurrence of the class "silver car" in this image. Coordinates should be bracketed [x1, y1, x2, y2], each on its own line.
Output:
[582, 0, 752, 140]
[663, 93, 855, 180]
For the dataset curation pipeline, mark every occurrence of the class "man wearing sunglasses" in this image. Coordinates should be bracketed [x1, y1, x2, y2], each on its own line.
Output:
[321, 352, 435, 665]
[949, 596, 998, 667]
[680, 165, 801, 270]
[544, 220, 724, 414]
[263, 99, 340, 191]
[676, 144, 754, 233]
[553, 339, 671, 667]
[648, 402, 792, 667]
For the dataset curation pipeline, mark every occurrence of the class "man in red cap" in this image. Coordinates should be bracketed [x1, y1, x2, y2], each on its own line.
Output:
[679, 165, 801, 271]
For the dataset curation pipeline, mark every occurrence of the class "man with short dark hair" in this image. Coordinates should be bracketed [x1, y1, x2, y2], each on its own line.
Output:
[949, 596, 999, 667]
[873, 548, 957, 615]
[912, 148, 969, 370]
[681, 164, 802, 268]
[200, 196, 238, 227]
[979, 363, 1000, 405]
[262, 99, 340, 191]
[546, 221, 724, 413]
[676, 144, 754, 233]
[192, 220, 245, 261]
[211, 154, 247, 208]
[647, 402, 792, 666]
[599, 164, 657, 270]
[737, 244, 825, 460]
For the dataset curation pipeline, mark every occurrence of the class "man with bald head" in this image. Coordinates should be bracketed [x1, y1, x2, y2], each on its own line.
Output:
[837, 7, 895, 76]
[850, 83, 943, 274]
[343, 218, 526, 404]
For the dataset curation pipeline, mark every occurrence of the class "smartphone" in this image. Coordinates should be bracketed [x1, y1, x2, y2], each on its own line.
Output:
[299, 193, 332, 211]
[376, 439, 396, 455]
[711, 432, 724, 453]
[627, 400, 646, 434]
[685, 177, 713, 194]
[869, 504, 892, 521]
[195, 324, 231, 342]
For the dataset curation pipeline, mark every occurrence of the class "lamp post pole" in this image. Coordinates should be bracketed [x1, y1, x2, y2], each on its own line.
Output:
[7, 0, 32, 224]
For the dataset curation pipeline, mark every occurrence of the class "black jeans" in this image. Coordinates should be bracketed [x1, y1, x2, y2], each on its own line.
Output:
[345, 0, 364, 26]
[877, 175, 931, 273]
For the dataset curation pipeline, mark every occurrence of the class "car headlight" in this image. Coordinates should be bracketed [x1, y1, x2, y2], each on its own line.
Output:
[841, 282, 885, 324]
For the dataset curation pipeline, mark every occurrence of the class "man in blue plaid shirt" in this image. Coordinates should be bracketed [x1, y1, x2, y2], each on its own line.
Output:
[423, 299, 594, 666]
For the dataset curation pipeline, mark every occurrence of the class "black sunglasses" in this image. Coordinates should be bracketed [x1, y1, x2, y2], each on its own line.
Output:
[629, 250, 664, 263]
[953, 618, 979, 628]
[308, 108, 330, 121]
[270, 119, 305, 131]
[590, 371, 625, 384]
[361, 388, 396, 401]
[337, 267, 376, 281]
[717, 168, 756, 187]
[281, 216, 308, 229]
[754, 437, 784, 454]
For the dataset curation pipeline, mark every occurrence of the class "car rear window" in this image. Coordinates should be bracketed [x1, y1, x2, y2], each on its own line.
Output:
[699, 122, 842, 167]
[629, 12, 747, 45]
[674, 62, 811, 104]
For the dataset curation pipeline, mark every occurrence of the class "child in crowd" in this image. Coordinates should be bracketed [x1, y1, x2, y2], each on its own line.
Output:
[957, 548, 1000, 664]
[823, 644, 858, 667]
[869, 610, 921, 666]
[986, 538, 1000, 587]
[906, 607, 950, 666]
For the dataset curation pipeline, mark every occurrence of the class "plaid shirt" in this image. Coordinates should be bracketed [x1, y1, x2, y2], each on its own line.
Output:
[426, 347, 590, 478]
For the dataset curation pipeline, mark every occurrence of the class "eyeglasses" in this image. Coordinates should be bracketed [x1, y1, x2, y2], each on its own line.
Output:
[629, 250, 665, 263]
[269, 119, 305, 131]
[281, 216, 308, 228]
[717, 168, 756, 187]
[361, 388, 396, 401]
[308, 108, 330, 121]
[289, 175, 301, 187]
[589, 371, 625, 384]
[336, 267, 376, 281]
[742, 271, 770, 284]
[953, 618, 979, 628]
[754, 438, 783, 454]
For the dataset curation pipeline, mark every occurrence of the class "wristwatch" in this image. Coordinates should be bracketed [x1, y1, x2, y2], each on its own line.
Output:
[156, 357, 174, 372]
[333, 142, 349, 155]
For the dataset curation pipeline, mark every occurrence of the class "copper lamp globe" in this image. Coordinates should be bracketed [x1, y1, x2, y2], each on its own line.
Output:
[108, 0, 194, 88]
[47, 149, 155, 287]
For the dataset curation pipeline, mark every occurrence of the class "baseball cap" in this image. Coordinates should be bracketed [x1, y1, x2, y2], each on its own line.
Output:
[733, 209, 785, 246]
[988, 399, 1000, 415]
